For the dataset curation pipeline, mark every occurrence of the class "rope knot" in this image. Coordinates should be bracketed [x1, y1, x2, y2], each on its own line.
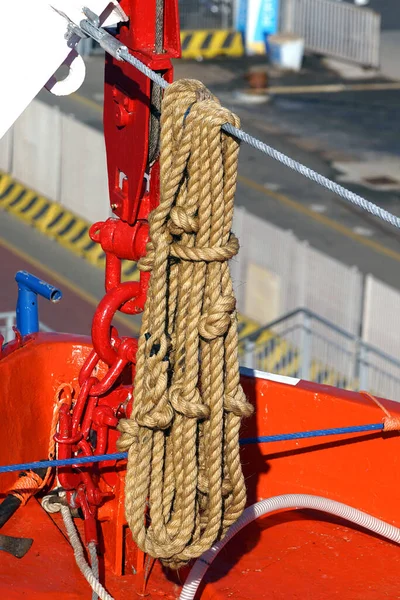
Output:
[198, 295, 236, 340]
[383, 416, 400, 432]
[135, 402, 174, 431]
[169, 207, 198, 235]
[8, 470, 44, 506]
[169, 384, 210, 420]
[224, 389, 254, 418]
[170, 233, 239, 263]
[360, 391, 400, 434]
[117, 419, 139, 452]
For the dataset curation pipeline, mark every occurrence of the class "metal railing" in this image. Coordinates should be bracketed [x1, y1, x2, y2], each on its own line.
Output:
[78, 0, 236, 56]
[0, 312, 52, 343]
[179, 0, 234, 30]
[281, 0, 381, 67]
[239, 308, 400, 401]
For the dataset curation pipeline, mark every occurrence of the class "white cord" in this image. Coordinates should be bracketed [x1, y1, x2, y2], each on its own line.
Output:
[42, 494, 63, 514]
[179, 494, 400, 600]
[61, 505, 114, 600]
[88, 541, 100, 600]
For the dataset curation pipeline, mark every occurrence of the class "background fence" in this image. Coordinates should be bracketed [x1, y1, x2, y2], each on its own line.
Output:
[0, 312, 52, 343]
[239, 308, 400, 401]
[2, 98, 400, 398]
[281, 0, 381, 67]
[179, 0, 234, 30]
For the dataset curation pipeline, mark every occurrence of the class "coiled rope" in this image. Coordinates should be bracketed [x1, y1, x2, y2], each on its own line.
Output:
[117, 79, 253, 568]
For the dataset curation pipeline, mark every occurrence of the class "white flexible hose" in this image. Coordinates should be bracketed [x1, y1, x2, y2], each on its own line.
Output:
[61, 506, 114, 600]
[179, 494, 400, 600]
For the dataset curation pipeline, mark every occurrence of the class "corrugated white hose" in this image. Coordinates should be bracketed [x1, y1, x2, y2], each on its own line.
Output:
[179, 494, 400, 600]
[60, 505, 114, 600]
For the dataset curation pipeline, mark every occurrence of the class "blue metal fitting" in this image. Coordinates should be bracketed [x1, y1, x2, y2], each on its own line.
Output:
[15, 271, 62, 337]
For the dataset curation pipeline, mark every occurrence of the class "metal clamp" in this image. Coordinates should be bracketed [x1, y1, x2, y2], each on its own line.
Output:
[79, 18, 127, 60]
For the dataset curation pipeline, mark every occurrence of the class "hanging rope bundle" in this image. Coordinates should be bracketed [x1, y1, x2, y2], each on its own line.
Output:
[118, 79, 253, 568]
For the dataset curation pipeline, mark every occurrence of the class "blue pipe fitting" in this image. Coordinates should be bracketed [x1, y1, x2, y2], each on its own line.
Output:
[15, 271, 62, 336]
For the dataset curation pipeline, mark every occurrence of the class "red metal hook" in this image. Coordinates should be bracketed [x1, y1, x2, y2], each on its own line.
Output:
[91, 282, 145, 365]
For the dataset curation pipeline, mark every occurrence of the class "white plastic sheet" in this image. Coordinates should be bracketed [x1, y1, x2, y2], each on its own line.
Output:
[0, 1, 125, 139]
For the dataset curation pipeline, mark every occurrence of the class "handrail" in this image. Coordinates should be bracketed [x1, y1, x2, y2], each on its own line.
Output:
[240, 307, 356, 343]
[240, 307, 400, 371]
[0, 311, 53, 335]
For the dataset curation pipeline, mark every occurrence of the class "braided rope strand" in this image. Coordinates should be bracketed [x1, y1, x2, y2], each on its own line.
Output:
[118, 79, 253, 567]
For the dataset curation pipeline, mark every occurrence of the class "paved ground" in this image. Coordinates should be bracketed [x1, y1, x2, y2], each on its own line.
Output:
[379, 31, 400, 80]
[361, 0, 400, 30]
[35, 53, 400, 292]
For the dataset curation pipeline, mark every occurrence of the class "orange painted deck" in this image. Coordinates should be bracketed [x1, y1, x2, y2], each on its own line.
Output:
[0, 336, 399, 599]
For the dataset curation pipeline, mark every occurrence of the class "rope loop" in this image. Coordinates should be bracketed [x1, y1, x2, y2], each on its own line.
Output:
[197, 471, 233, 496]
[169, 206, 199, 235]
[170, 233, 239, 263]
[119, 78, 252, 567]
[169, 384, 210, 420]
[224, 390, 255, 418]
[7, 382, 73, 504]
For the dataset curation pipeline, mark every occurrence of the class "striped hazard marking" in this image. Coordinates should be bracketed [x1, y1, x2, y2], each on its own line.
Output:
[0, 171, 353, 392]
[181, 30, 244, 59]
[0, 172, 139, 281]
[238, 322, 353, 390]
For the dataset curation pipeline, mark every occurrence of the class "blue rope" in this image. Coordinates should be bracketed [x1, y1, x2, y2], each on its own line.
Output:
[0, 453, 128, 474]
[0, 423, 384, 475]
[239, 422, 383, 445]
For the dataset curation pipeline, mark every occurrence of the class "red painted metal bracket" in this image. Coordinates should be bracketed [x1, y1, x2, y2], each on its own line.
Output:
[103, 0, 181, 224]
[54, 0, 181, 556]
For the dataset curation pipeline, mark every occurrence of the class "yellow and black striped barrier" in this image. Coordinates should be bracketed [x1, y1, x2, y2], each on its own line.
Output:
[0, 172, 138, 281]
[0, 173, 358, 389]
[238, 322, 353, 389]
[181, 30, 244, 60]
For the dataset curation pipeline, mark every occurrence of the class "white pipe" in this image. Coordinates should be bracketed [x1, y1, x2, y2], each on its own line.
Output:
[179, 494, 400, 600]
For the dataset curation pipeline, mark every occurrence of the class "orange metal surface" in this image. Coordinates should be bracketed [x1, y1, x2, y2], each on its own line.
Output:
[0, 334, 96, 493]
[197, 511, 400, 599]
[239, 376, 400, 523]
[198, 375, 400, 599]
[0, 339, 399, 599]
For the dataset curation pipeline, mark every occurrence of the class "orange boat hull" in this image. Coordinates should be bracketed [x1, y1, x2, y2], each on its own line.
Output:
[0, 335, 399, 598]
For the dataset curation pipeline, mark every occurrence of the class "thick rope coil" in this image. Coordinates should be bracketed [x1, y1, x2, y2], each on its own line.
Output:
[118, 79, 253, 568]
